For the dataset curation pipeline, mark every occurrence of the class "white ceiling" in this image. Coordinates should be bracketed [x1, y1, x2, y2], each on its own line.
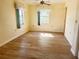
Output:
[24, 0, 66, 4]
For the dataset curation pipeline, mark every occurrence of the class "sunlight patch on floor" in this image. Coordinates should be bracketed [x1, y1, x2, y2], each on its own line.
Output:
[40, 33, 55, 37]
[39, 33, 55, 47]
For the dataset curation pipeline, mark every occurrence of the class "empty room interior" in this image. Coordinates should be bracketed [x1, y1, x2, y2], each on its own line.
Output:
[0, 0, 79, 59]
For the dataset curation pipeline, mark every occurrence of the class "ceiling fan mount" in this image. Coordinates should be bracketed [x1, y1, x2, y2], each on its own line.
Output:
[40, 0, 44, 4]
[40, 0, 51, 5]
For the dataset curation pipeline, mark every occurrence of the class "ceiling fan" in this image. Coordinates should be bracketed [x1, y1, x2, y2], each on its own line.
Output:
[40, 0, 51, 5]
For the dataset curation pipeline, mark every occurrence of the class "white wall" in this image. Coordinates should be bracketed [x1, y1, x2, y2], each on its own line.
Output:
[76, 0, 79, 58]
[65, 0, 78, 56]
[28, 4, 66, 32]
[0, 0, 29, 46]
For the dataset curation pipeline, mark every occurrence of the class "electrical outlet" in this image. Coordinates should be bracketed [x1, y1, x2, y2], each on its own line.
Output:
[15, 29, 17, 32]
[75, 20, 78, 23]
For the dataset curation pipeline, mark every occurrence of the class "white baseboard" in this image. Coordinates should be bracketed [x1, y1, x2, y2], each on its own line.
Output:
[0, 38, 15, 47]
[71, 48, 76, 56]
[0, 32, 25, 47]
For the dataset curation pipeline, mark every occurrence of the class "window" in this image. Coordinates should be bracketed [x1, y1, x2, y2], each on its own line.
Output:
[38, 9, 50, 25]
[16, 8, 24, 29]
[19, 8, 24, 26]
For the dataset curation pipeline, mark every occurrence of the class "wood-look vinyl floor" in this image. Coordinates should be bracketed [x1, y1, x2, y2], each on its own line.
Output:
[0, 32, 76, 59]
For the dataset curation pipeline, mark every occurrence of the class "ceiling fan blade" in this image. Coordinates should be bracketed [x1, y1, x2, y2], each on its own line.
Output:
[44, 2, 51, 5]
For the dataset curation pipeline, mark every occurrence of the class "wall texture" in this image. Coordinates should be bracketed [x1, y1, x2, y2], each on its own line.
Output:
[0, 0, 29, 46]
[28, 4, 66, 32]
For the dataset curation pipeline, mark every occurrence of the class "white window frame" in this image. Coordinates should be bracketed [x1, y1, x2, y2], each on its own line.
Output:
[19, 8, 24, 27]
[38, 9, 50, 25]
